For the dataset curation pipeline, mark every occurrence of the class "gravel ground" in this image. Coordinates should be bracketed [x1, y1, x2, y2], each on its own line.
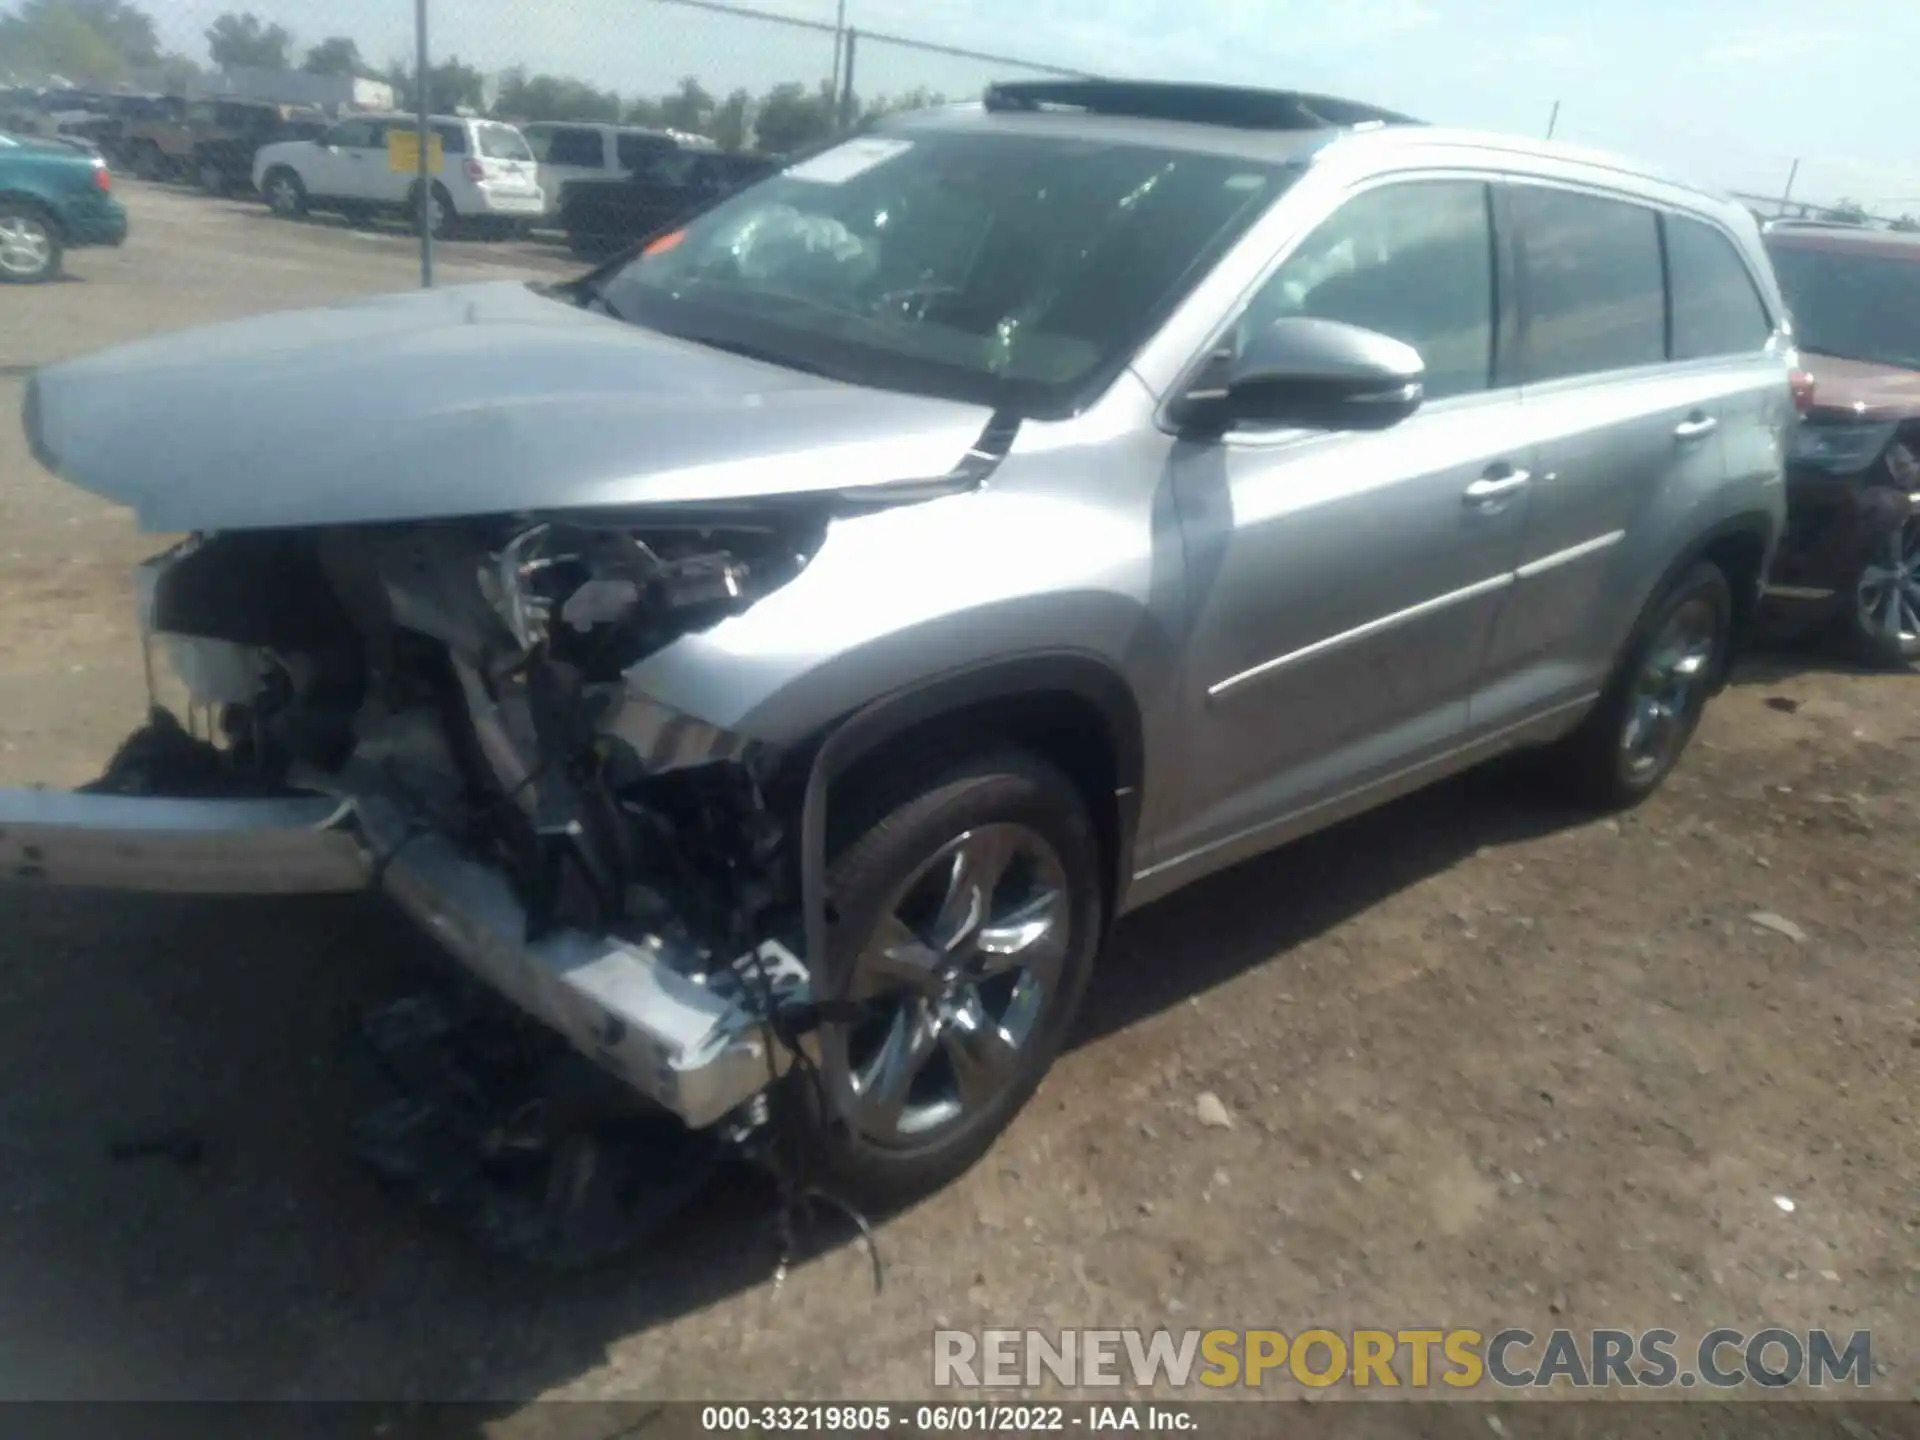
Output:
[0, 183, 1914, 1428]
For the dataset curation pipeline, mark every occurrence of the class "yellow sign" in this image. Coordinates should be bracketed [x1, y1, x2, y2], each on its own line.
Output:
[386, 129, 443, 173]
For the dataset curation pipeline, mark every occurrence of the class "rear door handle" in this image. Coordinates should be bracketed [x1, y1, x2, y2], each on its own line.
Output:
[1674, 414, 1718, 442]
[1464, 468, 1531, 503]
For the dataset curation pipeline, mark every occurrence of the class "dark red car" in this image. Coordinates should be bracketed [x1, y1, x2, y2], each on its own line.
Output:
[1760, 221, 1920, 667]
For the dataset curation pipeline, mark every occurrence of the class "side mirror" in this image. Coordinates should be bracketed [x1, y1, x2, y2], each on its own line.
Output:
[1177, 316, 1425, 434]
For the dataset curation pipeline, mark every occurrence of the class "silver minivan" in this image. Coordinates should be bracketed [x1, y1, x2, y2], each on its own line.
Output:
[7, 80, 1795, 1213]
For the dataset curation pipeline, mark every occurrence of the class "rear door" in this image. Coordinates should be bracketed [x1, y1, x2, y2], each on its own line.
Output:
[327, 117, 388, 201]
[1474, 183, 1734, 731]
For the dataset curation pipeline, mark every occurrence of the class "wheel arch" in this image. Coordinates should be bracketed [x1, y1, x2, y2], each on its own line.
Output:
[789, 651, 1147, 982]
[0, 189, 63, 239]
[1672, 509, 1777, 688]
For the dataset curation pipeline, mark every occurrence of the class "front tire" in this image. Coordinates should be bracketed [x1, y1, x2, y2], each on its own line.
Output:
[262, 167, 307, 219]
[1546, 559, 1732, 810]
[797, 751, 1104, 1212]
[0, 199, 62, 284]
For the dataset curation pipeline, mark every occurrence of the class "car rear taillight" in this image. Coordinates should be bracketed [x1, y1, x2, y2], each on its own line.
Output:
[464, 158, 486, 180]
[92, 162, 111, 193]
[1789, 368, 1815, 413]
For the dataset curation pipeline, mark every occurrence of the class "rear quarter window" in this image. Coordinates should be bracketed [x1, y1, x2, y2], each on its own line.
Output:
[1512, 185, 1667, 382]
[1667, 215, 1772, 359]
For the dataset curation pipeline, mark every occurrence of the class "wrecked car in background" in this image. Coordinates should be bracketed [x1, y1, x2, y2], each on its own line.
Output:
[1, 81, 1792, 1225]
[1760, 221, 1920, 668]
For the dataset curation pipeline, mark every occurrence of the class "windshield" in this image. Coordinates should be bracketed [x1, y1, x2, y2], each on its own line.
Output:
[1767, 240, 1920, 372]
[479, 123, 533, 161]
[590, 128, 1292, 417]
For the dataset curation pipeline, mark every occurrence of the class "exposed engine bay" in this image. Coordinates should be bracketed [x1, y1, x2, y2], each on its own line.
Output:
[66, 509, 865, 1263]
[133, 513, 815, 955]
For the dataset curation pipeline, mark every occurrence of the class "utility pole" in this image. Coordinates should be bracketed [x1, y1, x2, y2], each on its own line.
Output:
[415, 0, 433, 287]
[1781, 158, 1801, 215]
[1545, 100, 1559, 140]
[830, 0, 848, 104]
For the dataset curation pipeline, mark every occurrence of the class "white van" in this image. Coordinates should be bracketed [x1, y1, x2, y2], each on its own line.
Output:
[252, 112, 543, 238]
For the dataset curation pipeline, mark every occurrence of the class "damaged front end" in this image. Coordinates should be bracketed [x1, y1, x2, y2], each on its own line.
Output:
[2, 509, 831, 1136]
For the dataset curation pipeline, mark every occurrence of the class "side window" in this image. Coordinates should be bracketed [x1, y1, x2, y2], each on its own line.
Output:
[548, 127, 605, 167]
[1512, 186, 1665, 381]
[523, 124, 552, 161]
[1237, 179, 1495, 402]
[433, 121, 468, 154]
[1667, 214, 1772, 359]
[328, 119, 374, 149]
[617, 132, 673, 170]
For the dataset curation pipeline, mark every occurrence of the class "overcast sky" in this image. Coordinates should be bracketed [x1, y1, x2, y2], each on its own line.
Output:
[148, 0, 1920, 209]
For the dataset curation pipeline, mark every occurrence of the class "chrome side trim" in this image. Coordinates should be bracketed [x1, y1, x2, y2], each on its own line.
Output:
[1515, 529, 1626, 580]
[1760, 584, 1836, 601]
[1207, 572, 1515, 702]
[1208, 530, 1630, 703]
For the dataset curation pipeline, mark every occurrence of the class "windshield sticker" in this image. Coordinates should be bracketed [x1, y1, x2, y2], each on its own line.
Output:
[783, 136, 913, 186]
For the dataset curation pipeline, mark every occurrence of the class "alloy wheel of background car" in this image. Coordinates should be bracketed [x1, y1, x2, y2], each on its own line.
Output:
[264, 170, 305, 218]
[413, 183, 455, 240]
[806, 751, 1103, 1211]
[1850, 515, 1920, 668]
[0, 203, 59, 283]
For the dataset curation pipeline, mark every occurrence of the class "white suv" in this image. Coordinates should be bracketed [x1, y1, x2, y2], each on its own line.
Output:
[253, 112, 543, 238]
[521, 121, 715, 218]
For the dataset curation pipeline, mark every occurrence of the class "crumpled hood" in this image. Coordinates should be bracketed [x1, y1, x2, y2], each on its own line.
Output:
[24, 280, 996, 532]
[1802, 353, 1920, 422]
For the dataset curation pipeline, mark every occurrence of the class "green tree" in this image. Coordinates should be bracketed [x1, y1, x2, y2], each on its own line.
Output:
[1892, 214, 1920, 234]
[709, 87, 753, 151]
[494, 67, 621, 123]
[1825, 197, 1870, 224]
[0, 0, 161, 82]
[753, 79, 837, 154]
[206, 11, 292, 71]
[655, 75, 715, 134]
[385, 54, 486, 113]
[301, 36, 364, 77]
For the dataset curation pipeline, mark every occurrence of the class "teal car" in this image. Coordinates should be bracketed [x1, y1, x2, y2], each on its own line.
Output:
[0, 133, 128, 283]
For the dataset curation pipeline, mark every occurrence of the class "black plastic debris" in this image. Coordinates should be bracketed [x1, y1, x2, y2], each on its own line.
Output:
[347, 986, 721, 1269]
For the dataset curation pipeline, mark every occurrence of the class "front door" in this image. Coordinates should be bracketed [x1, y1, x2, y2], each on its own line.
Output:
[1154, 177, 1529, 880]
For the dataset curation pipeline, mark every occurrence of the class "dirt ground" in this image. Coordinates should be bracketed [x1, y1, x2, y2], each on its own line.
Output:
[0, 184, 1915, 1424]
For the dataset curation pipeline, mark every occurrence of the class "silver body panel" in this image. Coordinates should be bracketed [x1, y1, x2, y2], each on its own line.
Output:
[6, 112, 1792, 1127]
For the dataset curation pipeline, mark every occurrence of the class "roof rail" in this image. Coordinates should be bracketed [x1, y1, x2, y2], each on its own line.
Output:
[981, 78, 1422, 131]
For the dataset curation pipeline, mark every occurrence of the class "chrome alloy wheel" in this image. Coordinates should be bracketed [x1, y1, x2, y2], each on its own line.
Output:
[1856, 515, 1920, 649]
[1620, 594, 1719, 783]
[266, 174, 300, 215]
[838, 823, 1070, 1145]
[0, 212, 53, 279]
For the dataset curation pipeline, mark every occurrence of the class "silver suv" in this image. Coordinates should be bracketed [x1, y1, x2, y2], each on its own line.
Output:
[5, 81, 1793, 1211]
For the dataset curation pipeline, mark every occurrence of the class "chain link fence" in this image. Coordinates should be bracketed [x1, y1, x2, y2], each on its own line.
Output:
[1, 0, 1091, 284]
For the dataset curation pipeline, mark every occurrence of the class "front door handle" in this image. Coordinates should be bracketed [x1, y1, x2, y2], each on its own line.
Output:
[1464, 468, 1531, 504]
[1674, 413, 1718, 442]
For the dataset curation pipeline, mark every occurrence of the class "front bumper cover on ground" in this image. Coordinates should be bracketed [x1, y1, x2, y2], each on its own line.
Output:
[0, 785, 793, 1131]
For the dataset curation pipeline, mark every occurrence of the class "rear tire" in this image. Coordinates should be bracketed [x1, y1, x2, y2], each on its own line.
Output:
[0, 199, 62, 284]
[792, 750, 1104, 1213]
[1544, 559, 1732, 811]
[410, 181, 457, 240]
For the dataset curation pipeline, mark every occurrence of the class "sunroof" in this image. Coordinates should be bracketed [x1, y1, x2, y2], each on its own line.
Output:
[981, 79, 1422, 132]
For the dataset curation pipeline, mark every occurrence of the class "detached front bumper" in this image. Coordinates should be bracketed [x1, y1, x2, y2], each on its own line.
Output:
[0, 785, 791, 1131]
